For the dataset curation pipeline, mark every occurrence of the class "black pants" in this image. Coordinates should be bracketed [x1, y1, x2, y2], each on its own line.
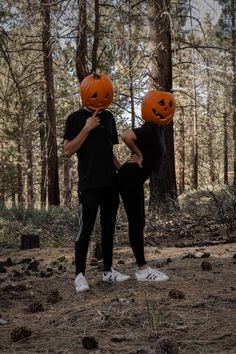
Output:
[75, 186, 119, 276]
[118, 164, 147, 267]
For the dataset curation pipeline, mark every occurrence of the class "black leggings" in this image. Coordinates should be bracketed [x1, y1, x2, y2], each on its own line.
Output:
[118, 164, 147, 267]
[75, 186, 119, 275]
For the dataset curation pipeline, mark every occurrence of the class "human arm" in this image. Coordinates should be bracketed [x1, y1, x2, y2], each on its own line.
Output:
[64, 110, 100, 158]
[121, 129, 143, 168]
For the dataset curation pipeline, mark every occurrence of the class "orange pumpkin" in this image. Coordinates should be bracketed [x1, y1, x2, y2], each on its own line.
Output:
[141, 90, 176, 126]
[80, 73, 114, 111]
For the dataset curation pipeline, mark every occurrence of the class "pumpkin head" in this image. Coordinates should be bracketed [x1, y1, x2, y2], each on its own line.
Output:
[141, 90, 176, 126]
[80, 73, 114, 111]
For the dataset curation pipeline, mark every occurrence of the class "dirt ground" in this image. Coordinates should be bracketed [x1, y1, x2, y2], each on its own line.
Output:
[1, 232, 236, 354]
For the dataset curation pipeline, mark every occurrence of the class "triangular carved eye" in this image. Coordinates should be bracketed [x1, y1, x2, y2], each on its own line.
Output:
[91, 93, 98, 98]
[159, 99, 165, 106]
[105, 93, 109, 98]
[169, 101, 172, 107]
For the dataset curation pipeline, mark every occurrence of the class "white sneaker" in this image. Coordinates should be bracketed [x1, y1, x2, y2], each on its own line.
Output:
[74, 272, 90, 293]
[103, 267, 130, 282]
[135, 266, 169, 282]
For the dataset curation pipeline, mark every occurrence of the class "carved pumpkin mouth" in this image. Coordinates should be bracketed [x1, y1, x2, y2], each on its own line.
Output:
[89, 105, 106, 111]
[152, 109, 165, 119]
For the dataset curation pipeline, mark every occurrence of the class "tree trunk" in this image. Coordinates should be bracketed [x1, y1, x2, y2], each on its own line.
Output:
[41, 0, 60, 206]
[148, 0, 177, 208]
[178, 107, 185, 195]
[91, 0, 99, 73]
[26, 140, 34, 206]
[20, 234, 40, 250]
[76, 0, 89, 82]
[0, 133, 5, 207]
[190, 41, 198, 190]
[192, 77, 198, 190]
[128, 0, 136, 129]
[38, 111, 47, 207]
[231, 0, 236, 191]
[63, 158, 71, 206]
[17, 139, 23, 205]
[223, 112, 229, 185]
[0, 189, 5, 208]
[206, 64, 215, 184]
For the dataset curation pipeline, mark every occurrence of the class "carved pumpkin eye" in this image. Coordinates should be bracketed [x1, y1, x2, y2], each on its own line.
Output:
[105, 93, 109, 99]
[91, 93, 98, 98]
[159, 99, 165, 106]
[169, 101, 172, 107]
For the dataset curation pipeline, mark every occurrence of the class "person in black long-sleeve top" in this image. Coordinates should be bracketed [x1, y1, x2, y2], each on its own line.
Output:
[118, 90, 176, 282]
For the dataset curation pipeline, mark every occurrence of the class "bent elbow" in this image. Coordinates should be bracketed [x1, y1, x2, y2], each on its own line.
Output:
[121, 132, 127, 142]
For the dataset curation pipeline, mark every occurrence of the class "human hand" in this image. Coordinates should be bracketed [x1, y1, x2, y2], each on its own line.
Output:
[85, 110, 100, 130]
[127, 154, 143, 168]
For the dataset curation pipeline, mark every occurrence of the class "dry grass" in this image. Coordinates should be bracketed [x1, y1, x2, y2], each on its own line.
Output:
[1, 238, 236, 354]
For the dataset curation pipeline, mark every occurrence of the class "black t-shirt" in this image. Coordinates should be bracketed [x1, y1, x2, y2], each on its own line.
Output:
[64, 108, 118, 192]
[119, 122, 164, 184]
[133, 121, 164, 175]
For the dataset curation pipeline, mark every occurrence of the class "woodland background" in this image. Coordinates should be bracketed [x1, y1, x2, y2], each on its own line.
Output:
[1, 1, 236, 353]
[0, 0, 236, 242]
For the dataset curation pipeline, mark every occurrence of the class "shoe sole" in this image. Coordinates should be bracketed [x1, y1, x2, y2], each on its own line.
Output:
[103, 277, 131, 283]
[75, 286, 90, 293]
[135, 277, 169, 282]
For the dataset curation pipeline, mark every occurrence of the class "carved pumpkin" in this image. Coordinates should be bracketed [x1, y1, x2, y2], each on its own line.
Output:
[80, 73, 114, 111]
[141, 90, 176, 126]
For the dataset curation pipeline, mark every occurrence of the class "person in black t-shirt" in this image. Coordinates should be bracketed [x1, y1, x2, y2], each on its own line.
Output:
[118, 90, 176, 282]
[64, 73, 130, 293]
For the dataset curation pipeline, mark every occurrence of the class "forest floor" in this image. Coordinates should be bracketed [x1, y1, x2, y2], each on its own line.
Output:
[1, 227, 236, 354]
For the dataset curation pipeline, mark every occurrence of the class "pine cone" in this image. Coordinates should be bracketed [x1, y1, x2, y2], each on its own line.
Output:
[82, 336, 98, 349]
[201, 261, 212, 271]
[155, 338, 179, 354]
[168, 289, 185, 299]
[3, 284, 26, 292]
[14, 284, 26, 292]
[5, 258, 14, 267]
[28, 302, 44, 313]
[47, 289, 61, 304]
[0, 266, 7, 273]
[10, 326, 32, 342]
[27, 260, 39, 271]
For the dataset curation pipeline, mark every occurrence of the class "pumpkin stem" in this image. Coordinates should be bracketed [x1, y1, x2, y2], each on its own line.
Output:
[93, 72, 100, 80]
[157, 86, 166, 92]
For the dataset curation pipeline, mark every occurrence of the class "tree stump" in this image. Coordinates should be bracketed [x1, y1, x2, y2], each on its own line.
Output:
[20, 234, 40, 250]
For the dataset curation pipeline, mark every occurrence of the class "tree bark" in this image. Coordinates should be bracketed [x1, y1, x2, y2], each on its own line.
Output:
[38, 111, 47, 207]
[76, 0, 89, 82]
[178, 107, 185, 194]
[223, 112, 229, 185]
[41, 0, 60, 206]
[148, 0, 177, 208]
[20, 234, 40, 250]
[231, 0, 236, 191]
[17, 138, 23, 205]
[206, 63, 215, 184]
[192, 69, 198, 190]
[26, 140, 34, 206]
[92, 0, 99, 73]
[63, 158, 71, 206]
[128, 0, 136, 129]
